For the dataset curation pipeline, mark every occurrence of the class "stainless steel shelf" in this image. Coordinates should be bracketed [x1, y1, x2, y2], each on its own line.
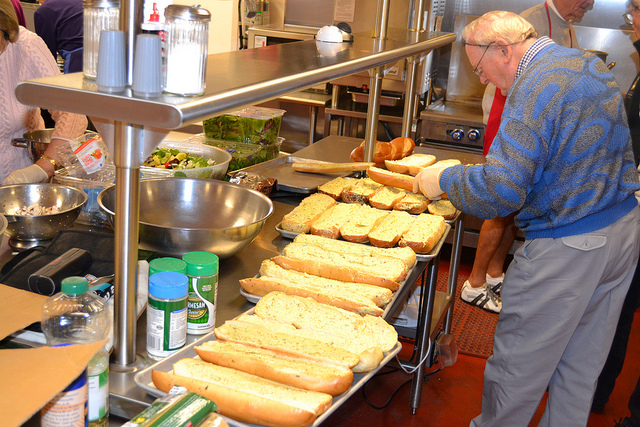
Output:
[16, 30, 455, 129]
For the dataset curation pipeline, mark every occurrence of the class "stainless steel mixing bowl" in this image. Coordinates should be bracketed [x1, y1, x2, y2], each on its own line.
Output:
[97, 177, 274, 258]
[0, 184, 88, 242]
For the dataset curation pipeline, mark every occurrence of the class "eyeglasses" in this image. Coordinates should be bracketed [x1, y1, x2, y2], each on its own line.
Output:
[624, 3, 640, 25]
[467, 42, 495, 77]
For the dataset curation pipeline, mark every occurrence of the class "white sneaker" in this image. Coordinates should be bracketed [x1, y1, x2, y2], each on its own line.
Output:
[486, 274, 504, 295]
[460, 280, 502, 314]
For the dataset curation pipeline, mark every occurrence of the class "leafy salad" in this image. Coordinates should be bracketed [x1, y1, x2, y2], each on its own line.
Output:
[143, 147, 215, 169]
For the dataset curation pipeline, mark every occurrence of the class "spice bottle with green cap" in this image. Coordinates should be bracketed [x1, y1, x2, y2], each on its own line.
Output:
[182, 251, 219, 335]
[146, 271, 189, 360]
[149, 257, 187, 276]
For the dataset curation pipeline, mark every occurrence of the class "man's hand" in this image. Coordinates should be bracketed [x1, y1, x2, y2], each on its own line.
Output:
[3, 164, 49, 185]
[413, 164, 448, 199]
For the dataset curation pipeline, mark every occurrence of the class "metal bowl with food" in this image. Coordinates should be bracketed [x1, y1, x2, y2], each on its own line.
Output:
[143, 140, 232, 180]
[98, 178, 274, 258]
[0, 184, 88, 246]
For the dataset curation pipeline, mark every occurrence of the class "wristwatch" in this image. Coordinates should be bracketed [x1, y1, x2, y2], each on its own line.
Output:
[39, 155, 59, 171]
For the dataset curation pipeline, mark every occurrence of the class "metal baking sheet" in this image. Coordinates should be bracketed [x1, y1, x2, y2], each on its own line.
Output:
[275, 222, 451, 262]
[134, 322, 402, 427]
[240, 156, 357, 194]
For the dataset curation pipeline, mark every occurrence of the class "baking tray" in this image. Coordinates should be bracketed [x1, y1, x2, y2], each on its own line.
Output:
[134, 317, 402, 427]
[275, 222, 451, 262]
[240, 156, 357, 194]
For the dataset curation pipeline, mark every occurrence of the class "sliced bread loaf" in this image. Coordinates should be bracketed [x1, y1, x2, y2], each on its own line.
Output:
[339, 205, 389, 243]
[317, 176, 357, 200]
[194, 340, 354, 396]
[385, 153, 436, 175]
[427, 199, 458, 220]
[398, 213, 447, 253]
[280, 193, 336, 234]
[368, 185, 407, 210]
[341, 178, 383, 204]
[254, 293, 398, 355]
[310, 203, 363, 239]
[258, 258, 393, 307]
[276, 242, 408, 289]
[214, 320, 360, 369]
[294, 233, 416, 269]
[393, 192, 429, 214]
[368, 210, 415, 248]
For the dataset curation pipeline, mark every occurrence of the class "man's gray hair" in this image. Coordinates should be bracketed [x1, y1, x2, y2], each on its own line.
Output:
[462, 11, 536, 46]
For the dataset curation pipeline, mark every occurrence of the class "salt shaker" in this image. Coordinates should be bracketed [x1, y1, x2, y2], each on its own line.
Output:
[83, 0, 120, 79]
[163, 4, 211, 96]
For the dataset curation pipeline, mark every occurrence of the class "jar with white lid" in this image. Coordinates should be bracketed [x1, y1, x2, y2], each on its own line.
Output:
[163, 4, 211, 96]
[83, 0, 120, 79]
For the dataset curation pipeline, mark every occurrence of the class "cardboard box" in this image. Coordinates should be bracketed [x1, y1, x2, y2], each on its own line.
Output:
[0, 284, 103, 426]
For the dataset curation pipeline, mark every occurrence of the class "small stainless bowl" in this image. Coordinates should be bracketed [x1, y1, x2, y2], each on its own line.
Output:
[98, 177, 274, 258]
[0, 184, 88, 242]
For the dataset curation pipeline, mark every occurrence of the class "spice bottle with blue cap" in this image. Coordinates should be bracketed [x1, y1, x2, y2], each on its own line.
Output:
[182, 251, 219, 335]
[146, 271, 189, 360]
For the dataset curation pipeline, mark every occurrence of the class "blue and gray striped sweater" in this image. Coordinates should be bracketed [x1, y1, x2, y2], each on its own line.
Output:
[441, 42, 640, 239]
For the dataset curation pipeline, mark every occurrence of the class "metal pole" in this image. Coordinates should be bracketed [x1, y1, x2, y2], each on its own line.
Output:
[363, 0, 391, 163]
[119, 0, 143, 86]
[111, 122, 142, 369]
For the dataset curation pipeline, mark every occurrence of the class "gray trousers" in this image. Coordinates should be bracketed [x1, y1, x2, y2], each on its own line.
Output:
[471, 206, 640, 427]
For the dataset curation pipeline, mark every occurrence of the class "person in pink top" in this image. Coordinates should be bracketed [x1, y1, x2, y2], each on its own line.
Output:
[0, 0, 86, 185]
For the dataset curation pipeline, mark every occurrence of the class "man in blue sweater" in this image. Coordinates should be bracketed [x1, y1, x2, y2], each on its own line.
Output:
[415, 11, 640, 426]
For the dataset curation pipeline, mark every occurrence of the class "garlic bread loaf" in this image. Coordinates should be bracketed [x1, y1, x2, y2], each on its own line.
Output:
[214, 321, 360, 369]
[368, 185, 407, 210]
[152, 358, 333, 427]
[339, 204, 389, 243]
[310, 203, 363, 239]
[194, 340, 354, 396]
[281, 193, 336, 234]
[293, 233, 416, 269]
[368, 210, 415, 248]
[398, 213, 447, 253]
[274, 242, 407, 290]
[341, 178, 383, 204]
[317, 176, 357, 200]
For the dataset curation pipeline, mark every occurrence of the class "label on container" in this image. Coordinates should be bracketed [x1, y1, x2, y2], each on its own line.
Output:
[41, 370, 88, 427]
[73, 137, 107, 174]
[147, 298, 187, 358]
[88, 367, 109, 421]
[187, 274, 218, 334]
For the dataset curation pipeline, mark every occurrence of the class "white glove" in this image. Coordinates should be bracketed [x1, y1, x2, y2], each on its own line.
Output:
[3, 164, 49, 185]
[413, 165, 448, 199]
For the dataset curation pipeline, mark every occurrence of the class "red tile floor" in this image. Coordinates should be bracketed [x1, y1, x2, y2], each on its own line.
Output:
[323, 246, 640, 427]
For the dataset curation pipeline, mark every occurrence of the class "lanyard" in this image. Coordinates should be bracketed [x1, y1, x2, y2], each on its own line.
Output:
[545, 2, 573, 48]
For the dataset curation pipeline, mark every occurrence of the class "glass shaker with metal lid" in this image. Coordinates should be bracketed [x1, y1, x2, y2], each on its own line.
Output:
[163, 4, 211, 96]
[83, 0, 120, 79]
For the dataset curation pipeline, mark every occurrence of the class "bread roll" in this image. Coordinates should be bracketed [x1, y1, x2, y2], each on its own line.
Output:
[427, 199, 458, 220]
[152, 358, 332, 427]
[310, 203, 363, 239]
[281, 193, 336, 234]
[195, 340, 354, 396]
[393, 192, 429, 214]
[398, 213, 447, 253]
[341, 178, 383, 204]
[339, 205, 389, 243]
[368, 185, 407, 210]
[368, 210, 415, 248]
[317, 176, 357, 200]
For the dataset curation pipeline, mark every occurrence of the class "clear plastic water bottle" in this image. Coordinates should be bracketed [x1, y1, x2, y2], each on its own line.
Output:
[41, 276, 110, 426]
